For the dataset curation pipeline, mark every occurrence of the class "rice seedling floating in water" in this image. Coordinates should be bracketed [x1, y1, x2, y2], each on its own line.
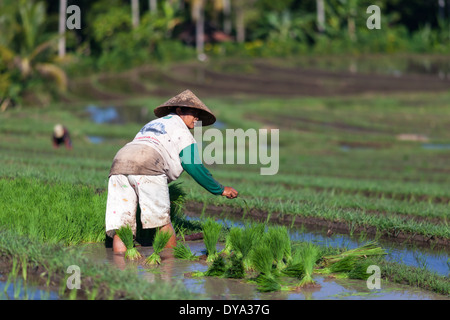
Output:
[144, 229, 172, 265]
[202, 218, 222, 262]
[322, 241, 387, 266]
[315, 256, 358, 275]
[173, 242, 199, 261]
[348, 259, 378, 280]
[116, 225, 142, 261]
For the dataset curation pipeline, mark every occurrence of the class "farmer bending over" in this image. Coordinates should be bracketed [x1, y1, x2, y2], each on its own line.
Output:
[52, 124, 72, 150]
[105, 89, 238, 253]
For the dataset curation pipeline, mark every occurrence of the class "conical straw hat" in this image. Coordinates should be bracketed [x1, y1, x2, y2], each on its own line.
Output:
[54, 124, 64, 138]
[154, 89, 216, 126]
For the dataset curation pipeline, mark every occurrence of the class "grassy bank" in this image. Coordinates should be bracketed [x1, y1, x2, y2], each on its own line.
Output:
[0, 228, 191, 300]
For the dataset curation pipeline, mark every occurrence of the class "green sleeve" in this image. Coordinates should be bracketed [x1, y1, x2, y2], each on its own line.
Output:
[179, 143, 224, 195]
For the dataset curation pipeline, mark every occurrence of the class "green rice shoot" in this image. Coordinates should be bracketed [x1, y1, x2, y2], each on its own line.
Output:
[224, 254, 245, 279]
[255, 274, 282, 293]
[322, 241, 387, 266]
[115, 225, 142, 261]
[173, 242, 199, 261]
[297, 242, 321, 287]
[205, 255, 227, 277]
[202, 218, 222, 262]
[263, 225, 292, 270]
[144, 229, 172, 265]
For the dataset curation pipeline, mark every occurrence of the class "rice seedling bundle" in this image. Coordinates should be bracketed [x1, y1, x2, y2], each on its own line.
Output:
[228, 223, 264, 270]
[315, 256, 358, 275]
[144, 229, 172, 265]
[205, 255, 227, 277]
[348, 260, 376, 280]
[322, 241, 387, 266]
[224, 254, 246, 279]
[255, 274, 281, 293]
[263, 226, 292, 270]
[250, 244, 274, 276]
[297, 243, 321, 287]
[115, 225, 142, 261]
[282, 245, 306, 279]
[173, 242, 199, 261]
[202, 218, 222, 262]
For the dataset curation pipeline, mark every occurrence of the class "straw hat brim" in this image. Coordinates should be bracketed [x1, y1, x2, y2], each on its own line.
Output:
[154, 90, 216, 126]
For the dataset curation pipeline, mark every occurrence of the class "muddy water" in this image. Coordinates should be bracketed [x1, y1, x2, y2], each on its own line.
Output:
[82, 242, 448, 300]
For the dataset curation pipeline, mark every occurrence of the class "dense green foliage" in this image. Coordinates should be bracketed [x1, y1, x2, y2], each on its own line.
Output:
[2, 0, 450, 106]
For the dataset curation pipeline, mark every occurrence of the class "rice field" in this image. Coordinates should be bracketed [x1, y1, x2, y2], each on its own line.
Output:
[0, 60, 449, 300]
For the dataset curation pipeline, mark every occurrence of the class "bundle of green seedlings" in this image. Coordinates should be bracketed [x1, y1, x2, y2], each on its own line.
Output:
[173, 242, 199, 261]
[144, 229, 172, 265]
[226, 223, 265, 270]
[191, 252, 246, 279]
[314, 241, 387, 278]
[250, 244, 281, 292]
[202, 218, 223, 262]
[116, 225, 142, 261]
[321, 241, 387, 265]
[250, 239, 387, 292]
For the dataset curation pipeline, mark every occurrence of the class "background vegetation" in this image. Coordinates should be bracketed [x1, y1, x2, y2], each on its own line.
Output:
[3, 0, 450, 106]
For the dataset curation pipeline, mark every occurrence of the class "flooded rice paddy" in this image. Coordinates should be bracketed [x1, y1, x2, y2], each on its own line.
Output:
[80, 240, 447, 300]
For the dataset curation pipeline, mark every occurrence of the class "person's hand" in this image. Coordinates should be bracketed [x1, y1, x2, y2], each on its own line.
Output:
[222, 186, 238, 199]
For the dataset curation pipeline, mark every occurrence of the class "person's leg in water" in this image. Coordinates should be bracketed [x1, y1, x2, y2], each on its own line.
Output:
[113, 222, 175, 253]
[160, 222, 177, 248]
[113, 234, 127, 253]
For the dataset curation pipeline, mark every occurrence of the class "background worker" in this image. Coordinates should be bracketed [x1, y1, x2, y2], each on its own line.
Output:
[52, 124, 72, 150]
[105, 89, 238, 253]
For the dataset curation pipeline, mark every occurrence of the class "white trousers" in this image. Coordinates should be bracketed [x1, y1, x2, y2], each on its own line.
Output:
[105, 174, 171, 238]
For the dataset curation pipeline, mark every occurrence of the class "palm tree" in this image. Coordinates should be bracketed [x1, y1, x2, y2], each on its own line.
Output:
[131, 0, 140, 28]
[223, 0, 231, 34]
[231, 0, 256, 43]
[149, 0, 158, 14]
[0, 0, 67, 110]
[316, 0, 325, 32]
[191, 0, 206, 57]
[58, 0, 67, 57]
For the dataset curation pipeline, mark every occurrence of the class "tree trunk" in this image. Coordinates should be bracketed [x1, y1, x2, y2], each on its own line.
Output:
[195, 0, 205, 57]
[316, 0, 325, 33]
[131, 0, 140, 28]
[223, 0, 232, 34]
[58, 0, 67, 58]
[236, 8, 245, 43]
[149, 0, 157, 13]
